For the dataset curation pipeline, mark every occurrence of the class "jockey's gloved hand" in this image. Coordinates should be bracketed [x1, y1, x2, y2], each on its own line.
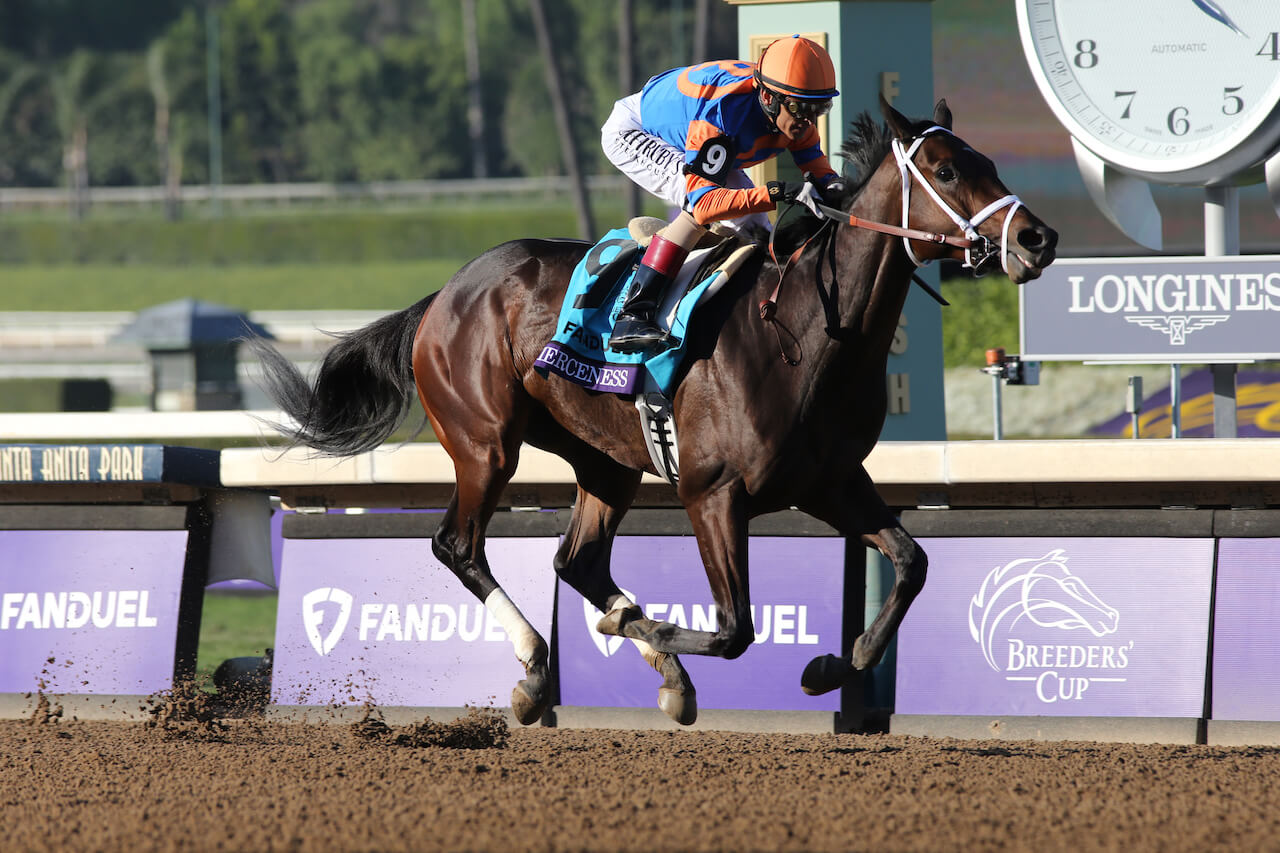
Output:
[820, 178, 849, 205]
[768, 180, 823, 219]
[766, 181, 807, 205]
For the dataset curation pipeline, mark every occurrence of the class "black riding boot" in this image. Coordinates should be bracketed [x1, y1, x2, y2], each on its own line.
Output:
[609, 263, 674, 354]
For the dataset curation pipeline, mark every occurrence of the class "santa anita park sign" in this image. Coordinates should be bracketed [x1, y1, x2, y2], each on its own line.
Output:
[1021, 256, 1280, 363]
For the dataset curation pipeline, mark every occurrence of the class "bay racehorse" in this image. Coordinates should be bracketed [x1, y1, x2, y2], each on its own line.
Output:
[249, 97, 1057, 726]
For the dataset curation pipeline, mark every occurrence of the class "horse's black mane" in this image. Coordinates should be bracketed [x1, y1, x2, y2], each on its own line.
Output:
[837, 111, 895, 206]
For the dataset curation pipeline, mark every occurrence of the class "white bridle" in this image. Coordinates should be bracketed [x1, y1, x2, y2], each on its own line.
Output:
[891, 126, 1024, 274]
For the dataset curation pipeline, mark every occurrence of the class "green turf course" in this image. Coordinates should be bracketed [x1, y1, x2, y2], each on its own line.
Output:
[196, 591, 278, 683]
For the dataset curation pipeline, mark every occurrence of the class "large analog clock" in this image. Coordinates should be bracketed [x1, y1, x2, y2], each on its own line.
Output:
[1016, 0, 1280, 186]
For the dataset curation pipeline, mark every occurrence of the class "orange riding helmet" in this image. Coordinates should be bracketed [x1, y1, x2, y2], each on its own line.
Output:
[754, 35, 839, 100]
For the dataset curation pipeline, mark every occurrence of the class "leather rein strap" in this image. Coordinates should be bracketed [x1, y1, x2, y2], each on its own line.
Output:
[757, 197, 952, 333]
[814, 201, 974, 250]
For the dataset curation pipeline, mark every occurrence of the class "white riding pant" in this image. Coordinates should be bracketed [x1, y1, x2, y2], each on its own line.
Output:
[601, 93, 772, 236]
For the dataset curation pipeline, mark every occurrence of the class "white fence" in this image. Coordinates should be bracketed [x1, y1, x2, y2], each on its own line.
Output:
[2, 407, 1279, 510]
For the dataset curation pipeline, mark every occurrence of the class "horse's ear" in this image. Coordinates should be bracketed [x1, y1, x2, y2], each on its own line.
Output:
[933, 99, 953, 130]
[879, 93, 913, 139]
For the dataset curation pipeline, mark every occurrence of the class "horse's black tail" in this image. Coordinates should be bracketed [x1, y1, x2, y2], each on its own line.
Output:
[245, 293, 437, 456]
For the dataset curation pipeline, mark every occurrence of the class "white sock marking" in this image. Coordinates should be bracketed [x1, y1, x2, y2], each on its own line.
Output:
[609, 596, 662, 667]
[484, 589, 540, 667]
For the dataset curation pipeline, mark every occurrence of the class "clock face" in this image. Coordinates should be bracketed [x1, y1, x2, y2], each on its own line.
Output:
[1017, 0, 1280, 184]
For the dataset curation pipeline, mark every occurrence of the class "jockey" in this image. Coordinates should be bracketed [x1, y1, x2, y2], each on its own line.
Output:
[601, 34, 845, 353]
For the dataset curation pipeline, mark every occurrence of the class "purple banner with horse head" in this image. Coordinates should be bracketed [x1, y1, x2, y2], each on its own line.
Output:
[896, 538, 1214, 718]
[272, 537, 557, 708]
[555, 536, 845, 712]
[1211, 538, 1280, 722]
[0, 529, 188, 695]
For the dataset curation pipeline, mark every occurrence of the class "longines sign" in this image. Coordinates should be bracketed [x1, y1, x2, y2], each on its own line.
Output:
[1020, 255, 1280, 362]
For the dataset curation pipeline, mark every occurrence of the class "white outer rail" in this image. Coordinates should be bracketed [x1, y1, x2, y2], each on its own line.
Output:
[1, 411, 1277, 506]
[0, 410, 296, 441]
[217, 439, 1280, 489]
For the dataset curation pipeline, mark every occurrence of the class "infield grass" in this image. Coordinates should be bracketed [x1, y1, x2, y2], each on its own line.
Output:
[0, 260, 466, 312]
[196, 591, 278, 683]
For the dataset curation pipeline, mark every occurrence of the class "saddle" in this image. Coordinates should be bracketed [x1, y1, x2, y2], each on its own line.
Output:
[533, 219, 755, 484]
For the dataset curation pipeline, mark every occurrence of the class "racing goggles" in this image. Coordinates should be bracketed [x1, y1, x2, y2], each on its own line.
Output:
[783, 96, 833, 123]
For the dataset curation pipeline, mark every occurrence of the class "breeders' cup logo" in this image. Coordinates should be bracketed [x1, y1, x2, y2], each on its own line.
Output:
[302, 587, 354, 656]
[968, 550, 1130, 704]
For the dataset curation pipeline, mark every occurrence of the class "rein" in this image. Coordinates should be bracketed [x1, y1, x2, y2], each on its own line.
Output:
[756, 126, 1023, 363]
[758, 211, 834, 366]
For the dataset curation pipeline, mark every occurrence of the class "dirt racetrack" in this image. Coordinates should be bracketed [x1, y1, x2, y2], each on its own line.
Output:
[4, 709, 1280, 853]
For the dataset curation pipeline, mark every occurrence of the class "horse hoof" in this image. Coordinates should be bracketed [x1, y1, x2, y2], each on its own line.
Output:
[510, 680, 545, 726]
[801, 654, 852, 696]
[658, 687, 697, 726]
[511, 666, 549, 726]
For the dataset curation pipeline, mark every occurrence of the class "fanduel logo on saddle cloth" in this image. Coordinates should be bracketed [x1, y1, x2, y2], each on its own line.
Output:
[533, 227, 720, 396]
[895, 537, 1214, 718]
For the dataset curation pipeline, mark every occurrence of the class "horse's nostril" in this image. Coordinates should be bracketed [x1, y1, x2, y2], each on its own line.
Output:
[1018, 225, 1059, 257]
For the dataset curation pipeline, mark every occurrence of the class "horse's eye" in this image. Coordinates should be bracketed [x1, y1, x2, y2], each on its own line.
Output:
[935, 165, 957, 183]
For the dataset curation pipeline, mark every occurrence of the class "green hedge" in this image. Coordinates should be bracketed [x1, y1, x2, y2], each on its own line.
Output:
[0, 261, 467, 311]
[0, 202, 650, 265]
[0, 204, 1017, 367]
[939, 273, 1021, 367]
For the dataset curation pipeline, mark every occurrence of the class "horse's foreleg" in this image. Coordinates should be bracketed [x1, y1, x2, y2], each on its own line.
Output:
[798, 468, 928, 695]
[597, 481, 754, 660]
[554, 469, 696, 725]
[852, 524, 927, 669]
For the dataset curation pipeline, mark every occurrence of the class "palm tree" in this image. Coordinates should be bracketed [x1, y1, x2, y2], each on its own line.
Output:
[528, 0, 594, 240]
[148, 42, 185, 220]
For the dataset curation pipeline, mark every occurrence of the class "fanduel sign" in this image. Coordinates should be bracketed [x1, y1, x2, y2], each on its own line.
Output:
[1021, 255, 1280, 361]
[272, 536, 557, 708]
[0, 530, 187, 695]
[897, 537, 1213, 718]
[556, 536, 844, 712]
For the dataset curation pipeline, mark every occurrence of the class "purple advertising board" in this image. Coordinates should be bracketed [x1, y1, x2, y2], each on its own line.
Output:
[1212, 539, 1280, 722]
[897, 538, 1214, 718]
[556, 536, 844, 712]
[0, 529, 188, 695]
[272, 537, 557, 707]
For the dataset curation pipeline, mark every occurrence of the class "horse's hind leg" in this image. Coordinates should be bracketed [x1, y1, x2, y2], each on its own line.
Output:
[418, 365, 551, 723]
[430, 473, 552, 724]
[555, 472, 697, 725]
[798, 466, 928, 695]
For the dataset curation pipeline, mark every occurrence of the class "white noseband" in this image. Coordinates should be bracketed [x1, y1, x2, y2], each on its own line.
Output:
[892, 126, 1023, 274]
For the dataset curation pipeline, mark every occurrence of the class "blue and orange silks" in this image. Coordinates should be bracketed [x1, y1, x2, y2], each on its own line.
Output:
[638, 60, 838, 225]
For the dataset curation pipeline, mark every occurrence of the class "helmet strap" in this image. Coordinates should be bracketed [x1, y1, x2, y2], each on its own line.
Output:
[756, 79, 782, 131]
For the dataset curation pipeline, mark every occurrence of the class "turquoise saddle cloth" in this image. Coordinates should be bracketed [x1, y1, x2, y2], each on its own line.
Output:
[533, 227, 723, 396]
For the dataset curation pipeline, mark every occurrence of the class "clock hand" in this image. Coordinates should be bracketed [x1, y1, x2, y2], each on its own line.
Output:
[1190, 0, 1247, 37]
